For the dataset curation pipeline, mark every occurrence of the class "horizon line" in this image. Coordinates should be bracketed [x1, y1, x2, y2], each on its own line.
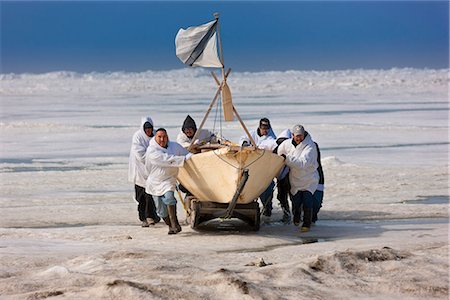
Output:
[1, 66, 448, 76]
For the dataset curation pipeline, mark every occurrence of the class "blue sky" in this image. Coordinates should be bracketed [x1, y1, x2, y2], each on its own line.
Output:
[1, 1, 448, 73]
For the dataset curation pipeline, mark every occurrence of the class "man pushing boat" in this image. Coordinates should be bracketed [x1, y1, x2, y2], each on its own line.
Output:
[145, 128, 192, 234]
[277, 124, 319, 232]
[239, 118, 277, 217]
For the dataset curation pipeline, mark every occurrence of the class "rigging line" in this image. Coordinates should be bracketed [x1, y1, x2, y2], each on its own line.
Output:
[213, 91, 225, 140]
[211, 147, 267, 170]
[242, 149, 266, 169]
[212, 148, 239, 169]
[219, 93, 223, 138]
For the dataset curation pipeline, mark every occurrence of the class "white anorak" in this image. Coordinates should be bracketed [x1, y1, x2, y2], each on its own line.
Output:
[176, 128, 216, 148]
[276, 129, 293, 180]
[239, 128, 277, 150]
[145, 138, 189, 196]
[277, 132, 319, 194]
[128, 116, 153, 188]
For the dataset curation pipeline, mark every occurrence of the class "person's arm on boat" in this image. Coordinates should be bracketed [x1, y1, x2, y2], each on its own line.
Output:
[176, 131, 191, 148]
[258, 136, 277, 150]
[277, 139, 290, 159]
[239, 129, 257, 146]
[239, 135, 250, 146]
[195, 129, 216, 145]
[206, 129, 218, 144]
[147, 147, 186, 168]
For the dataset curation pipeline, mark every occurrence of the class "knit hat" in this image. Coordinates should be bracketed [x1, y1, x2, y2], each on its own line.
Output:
[292, 124, 305, 136]
[259, 118, 271, 129]
[143, 122, 153, 129]
[182, 115, 197, 132]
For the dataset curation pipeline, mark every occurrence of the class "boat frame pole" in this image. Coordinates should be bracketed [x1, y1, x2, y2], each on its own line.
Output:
[187, 86, 222, 152]
[210, 72, 256, 147]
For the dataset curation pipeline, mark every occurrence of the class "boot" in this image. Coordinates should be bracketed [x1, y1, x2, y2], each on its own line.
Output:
[280, 200, 291, 224]
[312, 201, 319, 224]
[167, 205, 182, 235]
[146, 218, 156, 226]
[262, 207, 272, 217]
[301, 206, 312, 232]
[151, 214, 161, 224]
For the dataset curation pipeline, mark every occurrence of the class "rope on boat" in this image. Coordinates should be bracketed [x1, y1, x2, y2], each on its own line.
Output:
[211, 147, 266, 170]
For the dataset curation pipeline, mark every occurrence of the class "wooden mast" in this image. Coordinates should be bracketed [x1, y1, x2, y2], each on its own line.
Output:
[214, 13, 225, 81]
[215, 13, 234, 122]
[214, 13, 255, 146]
[188, 13, 256, 151]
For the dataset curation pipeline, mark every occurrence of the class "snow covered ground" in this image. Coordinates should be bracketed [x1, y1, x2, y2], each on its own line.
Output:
[0, 68, 448, 299]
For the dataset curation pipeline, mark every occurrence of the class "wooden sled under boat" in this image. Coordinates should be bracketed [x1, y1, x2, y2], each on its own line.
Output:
[177, 144, 284, 230]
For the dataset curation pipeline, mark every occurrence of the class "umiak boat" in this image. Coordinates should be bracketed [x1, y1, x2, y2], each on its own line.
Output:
[175, 14, 284, 230]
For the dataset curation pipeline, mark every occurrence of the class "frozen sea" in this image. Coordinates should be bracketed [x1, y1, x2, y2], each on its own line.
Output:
[1, 68, 448, 164]
[1, 69, 447, 204]
[0, 68, 448, 299]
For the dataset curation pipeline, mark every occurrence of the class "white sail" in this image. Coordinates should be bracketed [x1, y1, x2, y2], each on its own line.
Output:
[175, 20, 223, 68]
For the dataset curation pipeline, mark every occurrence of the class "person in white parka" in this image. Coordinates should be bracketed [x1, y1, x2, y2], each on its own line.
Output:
[145, 128, 192, 235]
[128, 116, 159, 227]
[238, 117, 277, 150]
[277, 124, 319, 232]
[177, 115, 216, 153]
[273, 128, 293, 224]
[176, 114, 216, 200]
[239, 118, 277, 217]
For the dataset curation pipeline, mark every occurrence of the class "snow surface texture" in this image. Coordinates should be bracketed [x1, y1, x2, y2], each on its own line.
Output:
[0, 68, 448, 299]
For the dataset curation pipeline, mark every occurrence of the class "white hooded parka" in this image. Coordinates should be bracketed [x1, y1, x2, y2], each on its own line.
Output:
[277, 132, 319, 194]
[128, 116, 153, 188]
[145, 138, 188, 196]
[239, 128, 277, 150]
[176, 128, 216, 148]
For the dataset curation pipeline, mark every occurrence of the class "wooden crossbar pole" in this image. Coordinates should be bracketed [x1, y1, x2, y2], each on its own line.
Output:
[232, 106, 256, 147]
[211, 69, 255, 146]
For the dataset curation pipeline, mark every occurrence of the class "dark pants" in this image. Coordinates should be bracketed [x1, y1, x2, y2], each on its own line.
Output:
[312, 190, 324, 223]
[260, 180, 275, 216]
[277, 175, 291, 212]
[135, 185, 159, 222]
[291, 190, 313, 227]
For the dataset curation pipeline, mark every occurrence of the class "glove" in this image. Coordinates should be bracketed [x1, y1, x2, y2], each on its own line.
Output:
[242, 141, 250, 147]
[185, 153, 193, 161]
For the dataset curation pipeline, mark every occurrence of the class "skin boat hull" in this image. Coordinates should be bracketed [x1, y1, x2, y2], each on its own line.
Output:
[177, 147, 284, 204]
